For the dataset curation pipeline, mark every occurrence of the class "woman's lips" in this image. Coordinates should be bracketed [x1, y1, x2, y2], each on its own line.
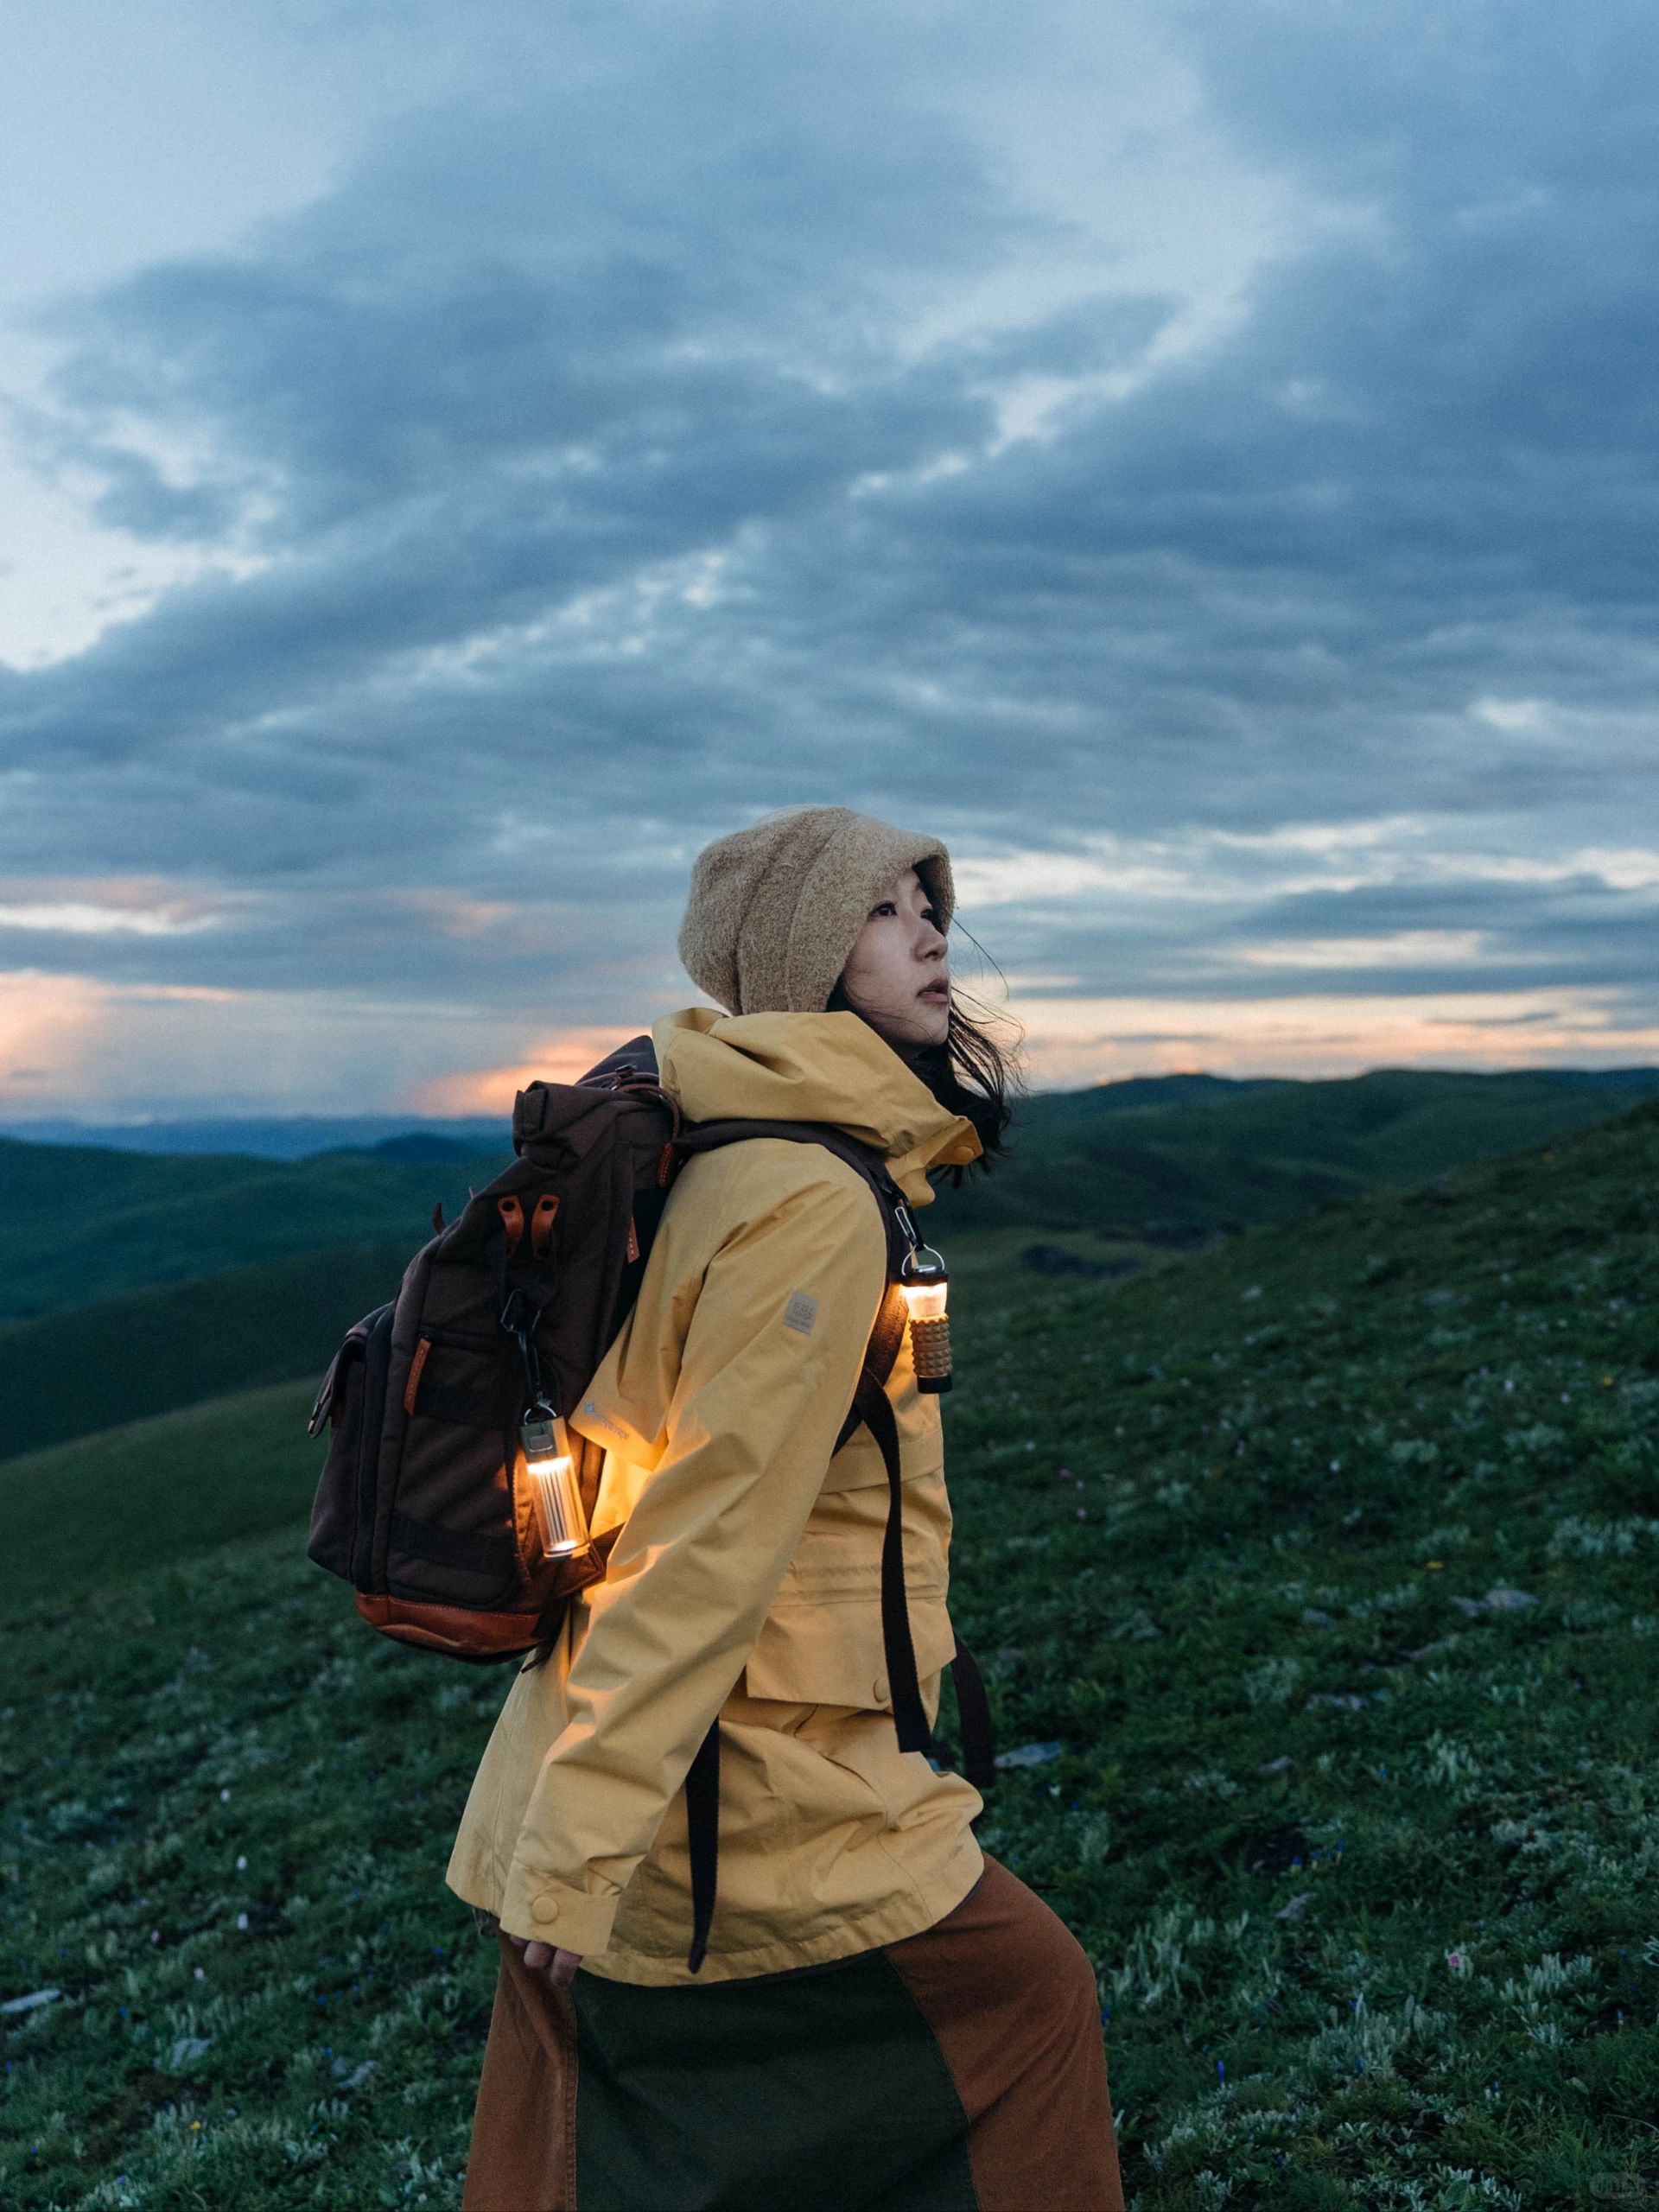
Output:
[919, 982, 950, 1001]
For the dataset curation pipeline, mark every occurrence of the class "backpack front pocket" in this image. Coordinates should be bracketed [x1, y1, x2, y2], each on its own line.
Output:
[387, 1330, 523, 1605]
[306, 1303, 395, 1586]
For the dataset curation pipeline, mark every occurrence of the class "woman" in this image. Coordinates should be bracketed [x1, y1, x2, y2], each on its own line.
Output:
[448, 805, 1125, 2210]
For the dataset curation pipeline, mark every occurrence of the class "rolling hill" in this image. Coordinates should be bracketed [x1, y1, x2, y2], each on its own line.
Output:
[6, 1065, 1658, 1470]
[936, 1062, 1659, 1234]
[3, 1097, 1656, 2205]
[0, 1247, 415, 1463]
[0, 1135, 511, 1323]
[0, 1378, 324, 1614]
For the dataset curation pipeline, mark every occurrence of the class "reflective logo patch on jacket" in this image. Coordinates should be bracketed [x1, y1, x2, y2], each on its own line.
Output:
[782, 1291, 819, 1335]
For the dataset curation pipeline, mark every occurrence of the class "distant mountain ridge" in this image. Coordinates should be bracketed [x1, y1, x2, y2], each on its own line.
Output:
[6, 1064, 1656, 1158]
[0, 1112, 505, 1160]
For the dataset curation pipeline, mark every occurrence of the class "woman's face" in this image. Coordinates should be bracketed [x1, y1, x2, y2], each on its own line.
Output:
[839, 867, 950, 1052]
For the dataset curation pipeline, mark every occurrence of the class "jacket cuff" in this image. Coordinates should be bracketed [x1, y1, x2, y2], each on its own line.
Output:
[498, 1864, 620, 1958]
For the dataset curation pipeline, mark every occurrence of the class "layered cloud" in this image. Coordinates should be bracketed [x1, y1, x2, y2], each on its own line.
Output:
[2, 0, 1656, 1109]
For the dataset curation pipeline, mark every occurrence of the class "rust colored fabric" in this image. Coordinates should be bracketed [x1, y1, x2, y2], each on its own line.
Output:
[460, 1855, 1124, 2212]
[462, 1935, 579, 2212]
[886, 1857, 1125, 2212]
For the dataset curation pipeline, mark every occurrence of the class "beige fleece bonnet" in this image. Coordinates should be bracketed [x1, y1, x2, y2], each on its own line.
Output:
[677, 805, 956, 1015]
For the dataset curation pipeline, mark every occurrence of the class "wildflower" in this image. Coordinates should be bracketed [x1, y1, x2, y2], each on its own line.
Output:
[236, 1855, 248, 1872]
[1446, 1949, 1472, 1975]
[236, 1913, 249, 1931]
[219, 1787, 231, 1802]
[193, 1967, 206, 1981]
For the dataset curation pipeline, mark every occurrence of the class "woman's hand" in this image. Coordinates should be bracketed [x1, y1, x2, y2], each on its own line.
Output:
[504, 1930, 582, 1987]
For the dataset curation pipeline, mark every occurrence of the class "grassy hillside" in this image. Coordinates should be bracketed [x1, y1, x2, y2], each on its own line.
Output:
[3, 1103, 1659, 2205]
[938, 1063, 1659, 1235]
[0, 1138, 509, 1322]
[0, 1247, 414, 1464]
[0, 1381, 323, 1614]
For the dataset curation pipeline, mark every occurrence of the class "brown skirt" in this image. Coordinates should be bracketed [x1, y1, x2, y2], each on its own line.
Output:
[462, 1854, 1126, 2212]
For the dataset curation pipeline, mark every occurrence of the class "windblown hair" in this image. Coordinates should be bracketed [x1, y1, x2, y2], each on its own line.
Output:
[826, 976, 1023, 1183]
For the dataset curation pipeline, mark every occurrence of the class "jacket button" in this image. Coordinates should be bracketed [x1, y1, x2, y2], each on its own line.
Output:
[531, 1897, 558, 1926]
[873, 1676, 888, 1705]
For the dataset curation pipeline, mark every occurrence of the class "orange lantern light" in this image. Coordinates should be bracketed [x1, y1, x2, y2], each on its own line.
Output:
[521, 1408, 593, 1559]
[900, 1244, 952, 1393]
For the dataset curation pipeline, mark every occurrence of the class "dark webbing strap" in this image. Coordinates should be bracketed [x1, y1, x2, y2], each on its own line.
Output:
[671, 1127, 995, 1968]
[851, 1363, 933, 1755]
[684, 1721, 721, 1974]
[948, 1635, 997, 1791]
[834, 1280, 909, 1452]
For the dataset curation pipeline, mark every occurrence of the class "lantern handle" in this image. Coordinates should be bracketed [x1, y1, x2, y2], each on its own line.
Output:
[900, 1240, 946, 1280]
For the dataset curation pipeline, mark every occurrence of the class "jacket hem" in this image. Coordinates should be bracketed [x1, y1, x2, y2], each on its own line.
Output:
[572, 1832, 985, 1986]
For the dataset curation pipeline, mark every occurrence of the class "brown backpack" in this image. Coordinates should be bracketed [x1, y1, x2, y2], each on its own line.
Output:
[308, 1037, 677, 1658]
[305, 1034, 993, 1966]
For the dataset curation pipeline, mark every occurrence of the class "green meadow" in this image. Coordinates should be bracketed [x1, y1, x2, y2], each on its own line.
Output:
[3, 1099, 1658, 2205]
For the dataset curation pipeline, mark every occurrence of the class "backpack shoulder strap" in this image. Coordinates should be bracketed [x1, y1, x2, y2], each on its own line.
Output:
[676, 1118, 912, 1270]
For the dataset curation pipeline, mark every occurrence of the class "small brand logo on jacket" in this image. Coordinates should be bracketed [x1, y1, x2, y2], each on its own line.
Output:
[782, 1291, 819, 1335]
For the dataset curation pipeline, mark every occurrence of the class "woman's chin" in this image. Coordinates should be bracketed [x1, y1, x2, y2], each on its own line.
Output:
[861, 1003, 949, 1055]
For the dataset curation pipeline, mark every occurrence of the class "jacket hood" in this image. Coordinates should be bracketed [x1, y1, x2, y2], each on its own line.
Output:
[652, 1006, 982, 1205]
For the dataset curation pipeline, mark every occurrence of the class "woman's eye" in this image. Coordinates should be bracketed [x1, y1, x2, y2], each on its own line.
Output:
[871, 900, 897, 916]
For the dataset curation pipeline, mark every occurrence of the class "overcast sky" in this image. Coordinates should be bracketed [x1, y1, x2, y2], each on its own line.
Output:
[3, 0, 1656, 1118]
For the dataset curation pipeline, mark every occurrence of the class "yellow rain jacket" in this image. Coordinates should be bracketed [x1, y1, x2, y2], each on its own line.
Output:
[445, 1006, 987, 1984]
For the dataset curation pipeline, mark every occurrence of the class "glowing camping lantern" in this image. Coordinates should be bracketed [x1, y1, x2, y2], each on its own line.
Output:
[521, 1408, 593, 1559]
[900, 1245, 952, 1393]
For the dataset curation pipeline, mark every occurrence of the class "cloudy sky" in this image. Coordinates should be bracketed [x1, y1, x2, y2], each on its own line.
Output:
[3, 0, 1657, 1118]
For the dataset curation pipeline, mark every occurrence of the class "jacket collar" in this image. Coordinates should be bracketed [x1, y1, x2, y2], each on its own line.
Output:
[652, 1006, 982, 1205]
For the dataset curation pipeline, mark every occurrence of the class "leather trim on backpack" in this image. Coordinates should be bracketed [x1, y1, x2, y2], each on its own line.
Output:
[354, 1592, 560, 1662]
